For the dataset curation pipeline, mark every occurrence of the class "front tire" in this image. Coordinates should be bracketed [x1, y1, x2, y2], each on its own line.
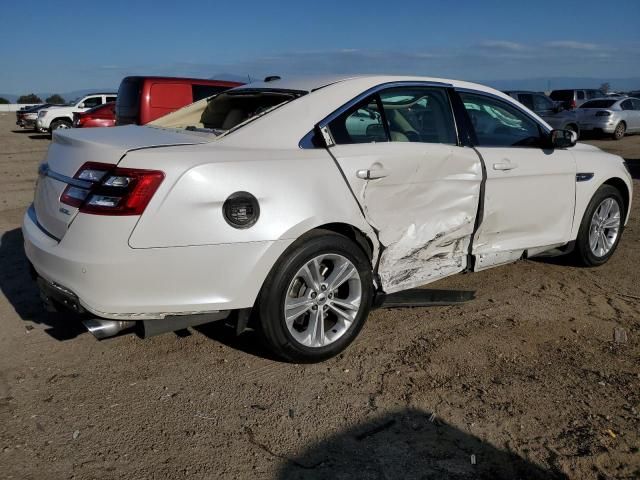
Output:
[258, 230, 373, 363]
[612, 122, 626, 140]
[575, 185, 624, 266]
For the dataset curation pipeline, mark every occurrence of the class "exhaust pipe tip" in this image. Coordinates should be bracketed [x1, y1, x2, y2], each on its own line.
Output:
[83, 319, 135, 340]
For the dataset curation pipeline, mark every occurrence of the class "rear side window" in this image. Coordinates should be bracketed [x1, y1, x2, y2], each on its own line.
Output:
[580, 99, 616, 108]
[587, 90, 605, 99]
[192, 85, 230, 102]
[378, 87, 457, 144]
[82, 96, 102, 108]
[577, 91, 585, 100]
[460, 92, 542, 147]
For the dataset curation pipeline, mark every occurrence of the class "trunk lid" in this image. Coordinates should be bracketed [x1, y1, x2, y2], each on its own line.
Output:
[34, 125, 210, 239]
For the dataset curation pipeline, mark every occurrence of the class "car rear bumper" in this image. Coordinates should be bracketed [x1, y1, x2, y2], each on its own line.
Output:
[578, 119, 616, 133]
[22, 205, 291, 319]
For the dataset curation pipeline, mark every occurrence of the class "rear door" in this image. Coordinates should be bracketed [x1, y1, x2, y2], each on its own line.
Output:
[320, 84, 483, 293]
[458, 91, 576, 269]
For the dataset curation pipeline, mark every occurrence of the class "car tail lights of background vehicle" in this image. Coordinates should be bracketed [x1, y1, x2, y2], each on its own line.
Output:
[60, 162, 164, 215]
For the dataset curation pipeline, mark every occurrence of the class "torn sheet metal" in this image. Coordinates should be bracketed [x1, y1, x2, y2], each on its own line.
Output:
[329, 142, 483, 294]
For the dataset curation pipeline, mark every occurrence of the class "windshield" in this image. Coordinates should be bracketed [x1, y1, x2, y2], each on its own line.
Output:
[199, 89, 304, 132]
[67, 97, 81, 106]
[580, 99, 616, 109]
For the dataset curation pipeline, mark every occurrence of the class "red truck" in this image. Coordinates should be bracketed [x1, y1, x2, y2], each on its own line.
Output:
[115, 76, 242, 125]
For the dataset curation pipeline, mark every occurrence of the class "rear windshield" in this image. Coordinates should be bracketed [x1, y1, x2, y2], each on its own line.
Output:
[200, 89, 304, 131]
[116, 78, 142, 124]
[549, 90, 573, 101]
[580, 100, 616, 108]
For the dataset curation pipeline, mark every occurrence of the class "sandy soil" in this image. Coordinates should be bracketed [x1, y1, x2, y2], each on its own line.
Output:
[0, 114, 638, 480]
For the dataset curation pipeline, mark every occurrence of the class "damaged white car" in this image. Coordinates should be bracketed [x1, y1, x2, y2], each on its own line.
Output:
[23, 75, 633, 362]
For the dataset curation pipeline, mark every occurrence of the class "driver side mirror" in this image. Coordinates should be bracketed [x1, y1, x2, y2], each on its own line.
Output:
[550, 129, 577, 149]
[78, 102, 85, 109]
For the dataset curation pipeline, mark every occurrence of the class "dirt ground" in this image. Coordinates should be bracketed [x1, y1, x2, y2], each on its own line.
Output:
[0, 113, 638, 480]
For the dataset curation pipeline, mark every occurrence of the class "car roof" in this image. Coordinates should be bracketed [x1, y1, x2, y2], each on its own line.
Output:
[229, 74, 511, 94]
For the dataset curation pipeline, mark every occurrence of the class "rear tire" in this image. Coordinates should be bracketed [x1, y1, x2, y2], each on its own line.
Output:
[50, 119, 72, 131]
[574, 185, 624, 266]
[258, 230, 373, 363]
[612, 122, 626, 140]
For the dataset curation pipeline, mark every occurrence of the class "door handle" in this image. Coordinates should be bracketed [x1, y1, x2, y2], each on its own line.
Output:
[356, 167, 390, 180]
[493, 161, 518, 171]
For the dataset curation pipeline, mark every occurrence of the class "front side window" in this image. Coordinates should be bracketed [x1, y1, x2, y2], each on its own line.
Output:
[378, 87, 457, 144]
[460, 92, 542, 147]
[621, 100, 633, 111]
[632, 99, 640, 110]
[106, 96, 117, 103]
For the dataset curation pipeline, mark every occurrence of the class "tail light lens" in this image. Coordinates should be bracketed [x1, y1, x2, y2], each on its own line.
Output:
[570, 100, 577, 109]
[61, 162, 164, 215]
[596, 111, 612, 117]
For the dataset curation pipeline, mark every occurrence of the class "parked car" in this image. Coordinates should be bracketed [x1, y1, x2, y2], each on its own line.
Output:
[577, 97, 640, 139]
[16, 104, 51, 130]
[115, 76, 242, 126]
[24, 75, 632, 362]
[36, 93, 117, 133]
[73, 102, 116, 128]
[504, 91, 580, 136]
[549, 89, 607, 110]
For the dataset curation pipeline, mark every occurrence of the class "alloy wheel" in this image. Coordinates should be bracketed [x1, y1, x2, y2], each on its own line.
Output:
[284, 254, 361, 348]
[588, 197, 621, 257]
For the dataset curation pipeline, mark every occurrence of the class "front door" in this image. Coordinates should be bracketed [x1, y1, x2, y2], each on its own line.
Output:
[322, 85, 483, 293]
[458, 91, 576, 270]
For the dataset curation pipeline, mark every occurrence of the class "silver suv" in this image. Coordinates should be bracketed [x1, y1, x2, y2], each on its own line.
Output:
[504, 91, 580, 137]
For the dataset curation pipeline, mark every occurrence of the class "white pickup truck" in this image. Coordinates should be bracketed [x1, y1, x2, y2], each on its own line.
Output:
[36, 93, 117, 132]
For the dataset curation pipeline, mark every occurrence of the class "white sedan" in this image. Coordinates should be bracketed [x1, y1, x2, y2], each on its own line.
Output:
[23, 75, 633, 362]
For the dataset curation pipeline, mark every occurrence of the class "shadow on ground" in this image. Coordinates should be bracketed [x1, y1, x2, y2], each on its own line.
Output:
[276, 408, 567, 479]
[0, 228, 85, 340]
[194, 320, 281, 362]
[27, 134, 50, 141]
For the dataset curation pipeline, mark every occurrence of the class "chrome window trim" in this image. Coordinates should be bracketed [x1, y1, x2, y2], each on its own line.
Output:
[455, 87, 552, 136]
[301, 81, 455, 149]
[38, 163, 93, 189]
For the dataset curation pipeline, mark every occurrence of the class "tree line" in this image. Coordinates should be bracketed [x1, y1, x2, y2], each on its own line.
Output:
[0, 94, 66, 104]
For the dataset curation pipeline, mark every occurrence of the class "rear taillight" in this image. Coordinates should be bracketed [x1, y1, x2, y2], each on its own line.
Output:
[60, 162, 164, 215]
[570, 100, 577, 109]
[596, 111, 612, 117]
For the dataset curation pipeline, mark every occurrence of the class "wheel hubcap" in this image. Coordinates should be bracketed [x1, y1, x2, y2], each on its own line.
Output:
[284, 254, 361, 348]
[588, 197, 621, 257]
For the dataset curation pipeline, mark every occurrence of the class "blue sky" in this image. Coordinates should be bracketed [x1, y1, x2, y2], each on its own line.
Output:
[1, 0, 639, 95]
